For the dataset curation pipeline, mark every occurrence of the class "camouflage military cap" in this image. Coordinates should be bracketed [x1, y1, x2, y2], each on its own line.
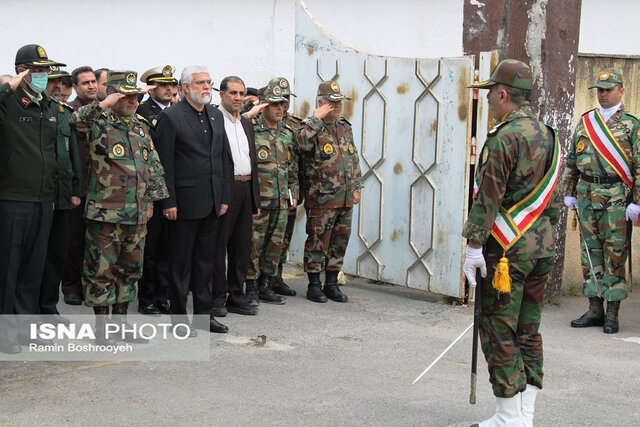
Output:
[267, 76, 296, 97]
[47, 65, 70, 79]
[141, 64, 178, 84]
[589, 68, 623, 89]
[15, 44, 66, 68]
[260, 84, 287, 103]
[105, 70, 146, 95]
[317, 80, 351, 101]
[469, 59, 532, 90]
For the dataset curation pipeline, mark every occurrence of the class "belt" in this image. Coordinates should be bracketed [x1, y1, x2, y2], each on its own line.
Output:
[579, 172, 621, 185]
[234, 175, 251, 182]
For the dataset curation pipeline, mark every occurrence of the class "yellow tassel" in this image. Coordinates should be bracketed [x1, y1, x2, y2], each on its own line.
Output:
[571, 213, 577, 231]
[492, 257, 512, 294]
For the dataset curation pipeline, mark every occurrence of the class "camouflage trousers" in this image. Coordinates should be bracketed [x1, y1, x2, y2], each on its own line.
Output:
[479, 254, 553, 398]
[247, 208, 288, 279]
[304, 207, 352, 273]
[83, 220, 146, 307]
[278, 207, 298, 267]
[577, 203, 628, 302]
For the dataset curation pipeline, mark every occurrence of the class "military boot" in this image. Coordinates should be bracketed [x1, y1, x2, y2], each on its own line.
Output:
[603, 300, 620, 334]
[258, 275, 286, 304]
[570, 297, 604, 328]
[245, 279, 259, 306]
[272, 264, 296, 296]
[323, 271, 348, 302]
[93, 306, 117, 346]
[306, 272, 327, 303]
[112, 303, 149, 343]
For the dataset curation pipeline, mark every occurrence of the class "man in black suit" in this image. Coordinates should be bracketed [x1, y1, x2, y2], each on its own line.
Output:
[155, 65, 229, 334]
[211, 76, 261, 316]
[135, 64, 178, 316]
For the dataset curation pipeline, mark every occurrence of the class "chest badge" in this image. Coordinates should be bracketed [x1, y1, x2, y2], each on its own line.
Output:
[287, 150, 291, 161]
[481, 146, 489, 164]
[139, 128, 145, 137]
[142, 148, 149, 161]
[576, 140, 585, 153]
[21, 97, 30, 107]
[112, 144, 125, 157]
[152, 118, 157, 127]
[258, 148, 269, 160]
[348, 143, 355, 154]
[323, 143, 334, 155]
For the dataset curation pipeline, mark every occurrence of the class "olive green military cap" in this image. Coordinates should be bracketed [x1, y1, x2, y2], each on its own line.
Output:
[141, 64, 178, 84]
[15, 44, 66, 68]
[317, 80, 351, 101]
[468, 59, 532, 90]
[589, 68, 623, 89]
[260, 84, 287, 103]
[267, 76, 296, 97]
[105, 70, 146, 95]
[47, 65, 70, 79]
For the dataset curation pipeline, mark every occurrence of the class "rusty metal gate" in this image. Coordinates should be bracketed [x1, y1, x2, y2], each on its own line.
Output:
[288, 1, 475, 297]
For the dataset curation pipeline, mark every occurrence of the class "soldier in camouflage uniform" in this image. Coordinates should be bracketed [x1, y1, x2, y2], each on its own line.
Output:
[563, 68, 640, 334]
[246, 84, 299, 304]
[297, 81, 362, 303]
[70, 70, 168, 344]
[463, 60, 560, 426]
[266, 77, 304, 296]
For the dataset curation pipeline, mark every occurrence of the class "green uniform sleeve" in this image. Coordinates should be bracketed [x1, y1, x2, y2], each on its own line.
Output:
[145, 136, 169, 202]
[296, 116, 323, 152]
[70, 101, 103, 140]
[561, 125, 581, 197]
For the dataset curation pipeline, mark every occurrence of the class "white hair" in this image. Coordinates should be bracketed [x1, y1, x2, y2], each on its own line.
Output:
[181, 65, 209, 86]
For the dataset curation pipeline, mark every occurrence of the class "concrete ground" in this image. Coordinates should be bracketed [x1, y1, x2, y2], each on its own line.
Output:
[1, 263, 639, 426]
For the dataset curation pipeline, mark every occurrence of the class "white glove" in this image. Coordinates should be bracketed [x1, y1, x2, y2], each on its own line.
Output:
[463, 246, 487, 288]
[563, 196, 578, 210]
[626, 203, 640, 222]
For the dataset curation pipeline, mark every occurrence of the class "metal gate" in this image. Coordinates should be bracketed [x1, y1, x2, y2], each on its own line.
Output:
[289, 1, 474, 297]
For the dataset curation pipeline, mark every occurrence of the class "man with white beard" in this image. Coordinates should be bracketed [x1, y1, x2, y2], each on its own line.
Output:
[155, 65, 231, 334]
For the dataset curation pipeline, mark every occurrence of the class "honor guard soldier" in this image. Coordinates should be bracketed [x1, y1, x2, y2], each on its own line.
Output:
[296, 81, 362, 303]
[267, 77, 304, 296]
[463, 59, 561, 426]
[70, 70, 169, 345]
[39, 66, 82, 323]
[245, 84, 299, 305]
[563, 68, 640, 334]
[136, 64, 178, 316]
[0, 44, 66, 354]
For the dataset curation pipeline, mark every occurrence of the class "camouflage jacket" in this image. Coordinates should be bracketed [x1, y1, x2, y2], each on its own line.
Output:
[70, 102, 169, 224]
[462, 105, 560, 260]
[252, 115, 299, 209]
[562, 105, 640, 205]
[296, 115, 363, 208]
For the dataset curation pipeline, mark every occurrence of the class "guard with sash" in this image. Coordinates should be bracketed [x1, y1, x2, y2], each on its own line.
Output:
[563, 67, 640, 334]
[462, 59, 561, 426]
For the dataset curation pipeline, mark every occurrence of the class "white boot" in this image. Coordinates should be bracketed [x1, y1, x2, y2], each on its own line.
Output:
[520, 385, 540, 427]
[477, 395, 524, 427]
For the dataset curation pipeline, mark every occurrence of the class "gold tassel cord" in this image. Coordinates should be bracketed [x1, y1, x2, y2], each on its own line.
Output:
[492, 254, 512, 294]
[571, 213, 577, 231]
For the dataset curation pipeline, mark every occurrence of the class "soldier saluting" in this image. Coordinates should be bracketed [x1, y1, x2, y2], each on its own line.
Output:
[563, 68, 640, 334]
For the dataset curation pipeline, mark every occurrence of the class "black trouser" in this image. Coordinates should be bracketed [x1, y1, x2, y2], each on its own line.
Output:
[61, 197, 86, 297]
[167, 207, 220, 320]
[138, 202, 170, 307]
[39, 208, 70, 314]
[212, 180, 253, 307]
[0, 200, 53, 314]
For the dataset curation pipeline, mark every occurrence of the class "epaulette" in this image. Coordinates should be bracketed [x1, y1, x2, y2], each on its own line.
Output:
[136, 114, 150, 125]
[251, 118, 257, 125]
[488, 120, 508, 136]
[622, 111, 640, 121]
[288, 113, 302, 122]
[338, 117, 352, 127]
[283, 123, 295, 133]
[58, 101, 74, 112]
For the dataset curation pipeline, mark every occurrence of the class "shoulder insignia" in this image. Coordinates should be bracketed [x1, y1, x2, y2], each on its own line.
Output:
[57, 101, 74, 112]
[283, 123, 294, 133]
[136, 114, 149, 125]
[288, 113, 302, 121]
[488, 121, 508, 136]
[252, 118, 257, 125]
[622, 111, 640, 122]
[338, 117, 352, 127]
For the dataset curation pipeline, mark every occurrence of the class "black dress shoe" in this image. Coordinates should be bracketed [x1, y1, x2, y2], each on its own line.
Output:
[157, 302, 171, 314]
[212, 305, 228, 317]
[226, 302, 258, 316]
[64, 293, 82, 305]
[209, 318, 229, 334]
[137, 303, 161, 316]
[0, 342, 21, 354]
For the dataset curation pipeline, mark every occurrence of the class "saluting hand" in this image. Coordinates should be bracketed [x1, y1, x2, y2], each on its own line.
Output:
[99, 92, 125, 110]
[244, 102, 268, 119]
[313, 103, 333, 120]
[8, 69, 30, 91]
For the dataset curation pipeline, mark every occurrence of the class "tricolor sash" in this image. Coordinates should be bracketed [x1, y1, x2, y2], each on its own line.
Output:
[474, 130, 561, 250]
[581, 109, 632, 188]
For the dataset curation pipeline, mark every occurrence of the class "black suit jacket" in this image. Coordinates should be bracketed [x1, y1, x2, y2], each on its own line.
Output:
[155, 99, 229, 220]
[222, 116, 260, 214]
